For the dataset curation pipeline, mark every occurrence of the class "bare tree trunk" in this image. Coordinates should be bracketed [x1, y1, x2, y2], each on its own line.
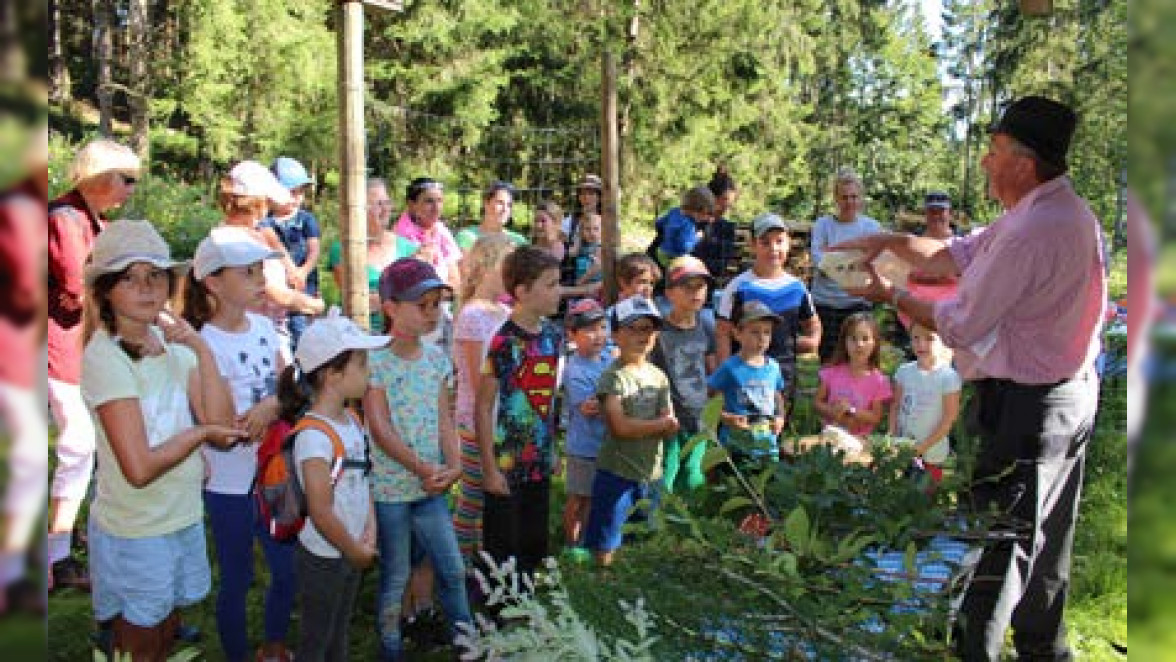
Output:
[126, 0, 151, 160]
[93, 0, 114, 136]
[49, 0, 71, 103]
[0, 0, 24, 83]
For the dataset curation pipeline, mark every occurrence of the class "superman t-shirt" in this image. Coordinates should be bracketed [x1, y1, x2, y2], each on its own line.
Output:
[483, 319, 562, 485]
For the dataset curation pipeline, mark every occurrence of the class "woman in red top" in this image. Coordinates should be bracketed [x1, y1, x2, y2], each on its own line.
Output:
[47, 138, 141, 592]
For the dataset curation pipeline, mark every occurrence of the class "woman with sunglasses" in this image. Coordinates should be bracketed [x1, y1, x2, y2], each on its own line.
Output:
[47, 138, 143, 594]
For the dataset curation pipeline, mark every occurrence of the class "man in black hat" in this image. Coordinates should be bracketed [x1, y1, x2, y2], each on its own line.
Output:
[831, 95, 1107, 661]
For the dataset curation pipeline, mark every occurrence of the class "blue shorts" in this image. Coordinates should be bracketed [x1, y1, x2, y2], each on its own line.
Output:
[89, 519, 211, 627]
[583, 470, 659, 553]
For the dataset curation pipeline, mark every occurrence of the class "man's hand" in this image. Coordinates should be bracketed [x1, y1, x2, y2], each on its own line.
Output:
[827, 232, 895, 265]
[842, 261, 894, 305]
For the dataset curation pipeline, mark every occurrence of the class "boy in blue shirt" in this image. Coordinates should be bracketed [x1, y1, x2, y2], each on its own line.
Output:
[559, 299, 611, 562]
[264, 156, 321, 346]
[653, 186, 717, 268]
[708, 300, 788, 468]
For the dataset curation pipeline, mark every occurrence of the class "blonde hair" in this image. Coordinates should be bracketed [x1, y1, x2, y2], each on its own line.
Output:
[532, 200, 564, 243]
[217, 177, 268, 218]
[459, 233, 516, 304]
[831, 166, 863, 199]
[68, 139, 140, 187]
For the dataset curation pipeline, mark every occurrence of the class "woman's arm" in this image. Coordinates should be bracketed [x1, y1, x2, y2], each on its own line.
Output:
[96, 400, 242, 489]
[914, 390, 961, 458]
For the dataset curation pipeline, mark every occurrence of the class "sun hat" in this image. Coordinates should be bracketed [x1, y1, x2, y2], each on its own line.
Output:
[84, 220, 188, 285]
[378, 258, 452, 302]
[989, 95, 1077, 170]
[752, 212, 790, 239]
[193, 226, 281, 280]
[67, 139, 141, 187]
[566, 298, 607, 329]
[226, 160, 293, 205]
[737, 300, 782, 326]
[577, 174, 603, 191]
[611, 296, 663, 329]
[271, 157, 314, 190]
[665, 255, 715, 288]
[295, 308, 390, 374]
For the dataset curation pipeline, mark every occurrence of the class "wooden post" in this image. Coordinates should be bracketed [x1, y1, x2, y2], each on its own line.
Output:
[338, 1, 369, 327]
[600, 51, 620, 305]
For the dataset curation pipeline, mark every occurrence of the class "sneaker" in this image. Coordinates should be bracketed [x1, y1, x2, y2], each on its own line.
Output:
[559, 546, 592, 565]
[50, 557, 91, 593]
[3, 578, 46, 617]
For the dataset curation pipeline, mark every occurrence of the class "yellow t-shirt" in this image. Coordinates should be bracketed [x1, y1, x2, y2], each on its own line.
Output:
[82, 329, 203, 538]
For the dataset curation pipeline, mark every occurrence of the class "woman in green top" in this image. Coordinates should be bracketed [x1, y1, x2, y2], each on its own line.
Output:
[454, 181, 528, 254]
[329, 178, 416, 331]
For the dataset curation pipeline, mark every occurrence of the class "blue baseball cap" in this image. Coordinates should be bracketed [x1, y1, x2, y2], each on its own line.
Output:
[271, 156, 314, 190]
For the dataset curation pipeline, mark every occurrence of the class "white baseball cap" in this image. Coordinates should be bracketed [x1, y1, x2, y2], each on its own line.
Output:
[193, 226, 281, 280]
[295, 309, 390, 373]
[227, 160, 293, 205]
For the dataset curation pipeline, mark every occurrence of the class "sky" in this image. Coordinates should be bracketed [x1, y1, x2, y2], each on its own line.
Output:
[920, 0, 945, 42]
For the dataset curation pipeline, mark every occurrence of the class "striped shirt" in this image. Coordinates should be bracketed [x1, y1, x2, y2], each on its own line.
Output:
[934, 177, 1106, 384]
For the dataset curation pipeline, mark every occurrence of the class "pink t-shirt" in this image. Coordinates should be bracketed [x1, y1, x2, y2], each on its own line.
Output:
[817, 363, 893, 437]
[453, 299, 510, 431]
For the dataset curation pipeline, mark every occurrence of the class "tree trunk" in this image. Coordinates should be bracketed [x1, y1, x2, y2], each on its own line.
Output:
[49, 0, 71, 103]
[126, 0, 151, 160]
[0, 0, 23, 83]
[93, 0, 114, 136]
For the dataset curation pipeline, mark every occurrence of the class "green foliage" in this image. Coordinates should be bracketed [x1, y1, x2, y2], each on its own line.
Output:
[456, 555, 660, 661]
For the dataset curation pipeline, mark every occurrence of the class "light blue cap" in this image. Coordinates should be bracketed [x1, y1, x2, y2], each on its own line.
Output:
[271, 156, 313, 190]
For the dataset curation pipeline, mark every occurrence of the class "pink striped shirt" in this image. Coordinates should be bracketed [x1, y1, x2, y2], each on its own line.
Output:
[934, 177, 1106, 384]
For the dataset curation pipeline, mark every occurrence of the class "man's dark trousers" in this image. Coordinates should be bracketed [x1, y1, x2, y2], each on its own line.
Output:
[956, 370, 1099, 661]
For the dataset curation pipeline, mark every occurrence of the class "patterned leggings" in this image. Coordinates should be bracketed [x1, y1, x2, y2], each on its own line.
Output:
[452, 431, 484, 565]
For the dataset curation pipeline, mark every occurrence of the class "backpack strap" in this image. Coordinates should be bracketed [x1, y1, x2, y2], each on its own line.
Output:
[294, 410, 371, 482]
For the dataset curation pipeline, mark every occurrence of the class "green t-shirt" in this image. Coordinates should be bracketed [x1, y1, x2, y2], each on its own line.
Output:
[327, 237, 417, 330]
[595, 360, 672, 482]
[454, 225, 528, 251]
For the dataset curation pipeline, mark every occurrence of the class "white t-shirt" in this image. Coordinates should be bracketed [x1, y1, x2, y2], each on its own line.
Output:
[892, 361, 962, 464]
[199, 313, 281, 495]
[453, 300, 509, 431]
[809, 214, 882, 308]
[82, 329, 202, 538]
[293, 413, 371, 558]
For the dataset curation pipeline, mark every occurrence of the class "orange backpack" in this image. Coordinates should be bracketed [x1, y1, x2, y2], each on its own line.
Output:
[253, 410, 369, 541]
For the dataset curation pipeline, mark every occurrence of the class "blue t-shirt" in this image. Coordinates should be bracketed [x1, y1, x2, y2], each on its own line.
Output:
[717, 270, 815, 381]
[563, 352, 611, 458]
[260, 208, 321, 294]
[707, 355, 787, 458]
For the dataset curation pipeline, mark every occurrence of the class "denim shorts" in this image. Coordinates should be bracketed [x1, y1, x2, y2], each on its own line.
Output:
[564, 455, 597, 497]
[583, 470, 658, 553]
[89, 519, 211, 627]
